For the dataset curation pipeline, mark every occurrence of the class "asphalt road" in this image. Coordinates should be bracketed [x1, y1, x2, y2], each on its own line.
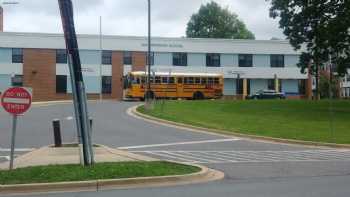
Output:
[1, 101, 350, 197]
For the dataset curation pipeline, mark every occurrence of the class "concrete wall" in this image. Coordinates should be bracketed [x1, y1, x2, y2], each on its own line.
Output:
[282, 79, 299, 94]
[0, 48, 11, 63]
[0, 74, 11, 92]
[285, 55, 299, 67]
[154, 52, 172, 66]
[253, 54, 270, 67]
[80, 50, 102, 65]
[223, 78, 236, 95]
[188, 53, 206, 67]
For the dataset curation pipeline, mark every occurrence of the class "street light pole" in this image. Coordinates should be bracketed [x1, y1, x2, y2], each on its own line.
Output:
[146, 0, 152, 106]
[99, 16, 103, 101]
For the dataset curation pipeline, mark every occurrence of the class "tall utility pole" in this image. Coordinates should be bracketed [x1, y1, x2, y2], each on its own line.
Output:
[146, 0, 152, 105]
[58, 0, 94, 166]
[99, 16, 103, 101]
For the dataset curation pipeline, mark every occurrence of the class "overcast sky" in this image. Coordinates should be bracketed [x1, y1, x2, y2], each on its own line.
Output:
[2, 0, 285, 40]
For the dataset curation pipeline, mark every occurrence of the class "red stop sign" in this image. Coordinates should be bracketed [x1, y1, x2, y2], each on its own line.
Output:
[1, 87, 32, 115]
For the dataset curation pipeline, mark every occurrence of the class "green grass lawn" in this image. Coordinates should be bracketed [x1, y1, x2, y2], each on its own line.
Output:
[138, 100, 350, 144]
[0, 161, 200, 185]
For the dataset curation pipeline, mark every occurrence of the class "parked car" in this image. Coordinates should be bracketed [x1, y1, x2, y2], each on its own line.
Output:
[246, 90, 286, 100]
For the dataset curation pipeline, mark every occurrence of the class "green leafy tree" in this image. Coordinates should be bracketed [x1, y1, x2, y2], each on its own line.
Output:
[268, 0, 350, 99]
[186, 1, 255, 39]
[319, 74, 340, 99]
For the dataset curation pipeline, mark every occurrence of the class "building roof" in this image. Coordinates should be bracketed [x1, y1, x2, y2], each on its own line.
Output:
[0, 32, 303, 55]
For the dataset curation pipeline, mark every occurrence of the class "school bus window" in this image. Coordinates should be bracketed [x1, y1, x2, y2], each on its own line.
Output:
[155, 76, 161, 84]
[141, 77, 146, 84]
[208, 77, 214, 84]
[184, 77, 193, 84]
[162, 77, 168, 84]
[177, 77, 183, 84]
[195, 77, 201, 84]
[150, 77, 154, 83]
[169, 77, 175, 84]
[201, 78, 207, 84]
[136, 77, 141, 84]
[214, 78, 219, 84]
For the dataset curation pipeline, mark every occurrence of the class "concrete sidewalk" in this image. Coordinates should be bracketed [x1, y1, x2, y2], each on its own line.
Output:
[0, 145, 157, 170]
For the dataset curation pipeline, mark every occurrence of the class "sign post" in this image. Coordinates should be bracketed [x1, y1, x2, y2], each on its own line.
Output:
[1, 87, 32, 170]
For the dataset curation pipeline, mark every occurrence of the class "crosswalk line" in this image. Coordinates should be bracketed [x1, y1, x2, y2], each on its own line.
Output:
[132, 150, 350, 164]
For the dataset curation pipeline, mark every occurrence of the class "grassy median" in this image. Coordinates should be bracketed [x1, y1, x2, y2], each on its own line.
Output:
[138, 100, 350, 144]
[0, 161, 200, 185]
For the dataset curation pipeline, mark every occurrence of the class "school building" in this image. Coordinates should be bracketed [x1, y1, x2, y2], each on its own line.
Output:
[0, 31, 317, 101]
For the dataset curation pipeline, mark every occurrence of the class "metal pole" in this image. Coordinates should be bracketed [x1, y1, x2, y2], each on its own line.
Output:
[9, 115, 17, 170]
[99, 16, 103, 101]
[147, 0, 152, 104]
[68, 54, 84, 165]
[52, 119, 62, 147]
[58, 0, 93, 166]
[328, 54, 335, 142]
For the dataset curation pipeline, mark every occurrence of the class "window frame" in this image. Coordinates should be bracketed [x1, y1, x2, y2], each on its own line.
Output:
[56, 49, 67, 64]
[206, 53, 221, 67]
[102, 50, 112, 65]
[56, 75, 67, 93]
[12, 48, 23, 63]
[270, 54, 285, 68]
[238, 54, 253, 67]
[173, 52, 187, 66]
[123, 51, 133, 65]
[102, 76, 112, 94]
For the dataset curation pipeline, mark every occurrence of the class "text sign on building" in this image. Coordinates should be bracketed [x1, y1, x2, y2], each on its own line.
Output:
[1, 87, 32, 115]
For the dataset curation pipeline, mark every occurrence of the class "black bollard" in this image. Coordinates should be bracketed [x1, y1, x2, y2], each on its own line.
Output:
[52, 119, 62, 147]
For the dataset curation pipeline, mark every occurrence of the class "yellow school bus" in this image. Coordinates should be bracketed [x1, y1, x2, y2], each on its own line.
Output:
[125, 71, 223, 100]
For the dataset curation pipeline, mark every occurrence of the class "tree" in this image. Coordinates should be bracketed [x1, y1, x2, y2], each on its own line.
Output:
[186, 1, 255, 39]
[319, 74, 340, 99]
[268, 0, 350, 99]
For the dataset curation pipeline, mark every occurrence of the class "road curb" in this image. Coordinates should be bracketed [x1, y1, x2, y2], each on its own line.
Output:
[130, 105, 350, 149]
[0, 163, 223, 195]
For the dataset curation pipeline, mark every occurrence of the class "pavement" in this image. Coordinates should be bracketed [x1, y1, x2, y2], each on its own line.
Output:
[0, 145, 156, 170]
[1, 101, 350, 197]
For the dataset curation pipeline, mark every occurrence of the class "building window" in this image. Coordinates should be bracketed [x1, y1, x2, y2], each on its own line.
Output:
[173, 53, 187, 66]
[102, 76, 112, 94]
[56, 49, 67, 64]
[239, 54, 253, 67]
[123, 51, 132, 65]
[146, 52, 154, 65]
[102, 50, 112, 65]
[271, 54, 285, 67]
[206, 53, 220, 67]
[56, 75, 67, 93]
[268, 79, 275, 90]
[11, 75, 23, 87]
[12, 48, 23, 63]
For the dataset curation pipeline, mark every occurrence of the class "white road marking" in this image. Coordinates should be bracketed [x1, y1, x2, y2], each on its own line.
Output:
[0, 148, 34, 152]
[133, 150, 350, 164]
[118, 138, 240, 150]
